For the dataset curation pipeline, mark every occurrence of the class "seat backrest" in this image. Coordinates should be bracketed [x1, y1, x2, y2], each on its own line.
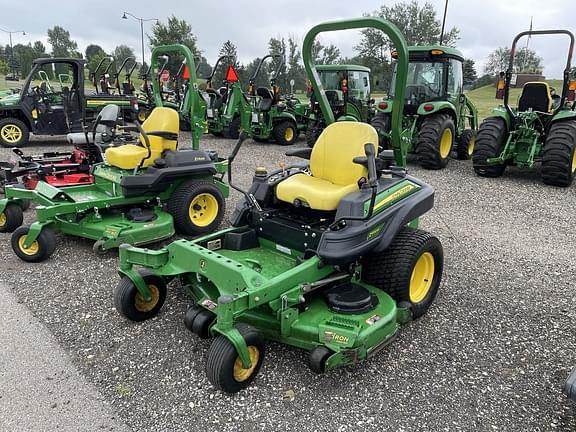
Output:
[310, 122, 376, 186]
[518, 82, 552, 113]
[141, 107, 179, 153]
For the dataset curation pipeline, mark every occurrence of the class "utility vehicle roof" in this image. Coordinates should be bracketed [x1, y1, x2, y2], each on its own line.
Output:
[408, 45, 464, 62]
[32, 58, 87, 66]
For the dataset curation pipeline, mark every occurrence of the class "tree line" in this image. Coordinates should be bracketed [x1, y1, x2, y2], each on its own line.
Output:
[1, 1, 544, 92]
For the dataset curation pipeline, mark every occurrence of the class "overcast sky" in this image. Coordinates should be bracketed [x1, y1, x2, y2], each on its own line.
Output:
[2, 0, 574, 78]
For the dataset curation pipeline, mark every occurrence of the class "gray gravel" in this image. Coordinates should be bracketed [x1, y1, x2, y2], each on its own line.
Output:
[1, 132, 576, 431]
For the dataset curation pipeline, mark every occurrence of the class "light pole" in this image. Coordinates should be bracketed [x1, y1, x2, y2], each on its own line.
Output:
[121, 12, 158, 70]
[0, 28, 26, 78]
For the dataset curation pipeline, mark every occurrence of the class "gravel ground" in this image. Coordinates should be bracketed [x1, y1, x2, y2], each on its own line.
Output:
[1, 132, 576, 431]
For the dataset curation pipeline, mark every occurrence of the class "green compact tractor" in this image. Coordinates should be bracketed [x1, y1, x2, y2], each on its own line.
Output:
[0, 57, 139, 148]
[305, 64, 374, 147]
[246, 54, 302, 145]
[0, 44, 227, 262]
[473, 30, 576, 186]
[113, 17, 443, 393]
[376, 46, 478, 169]
[205, 56, 246, 139]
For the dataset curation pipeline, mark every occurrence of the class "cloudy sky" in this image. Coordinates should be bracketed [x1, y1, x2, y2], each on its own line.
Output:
[2, 0, 574, 78]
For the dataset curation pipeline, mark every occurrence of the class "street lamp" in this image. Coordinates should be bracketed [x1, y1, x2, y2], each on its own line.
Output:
[122, 12, 159, 70]
[0, 28, 26, 78]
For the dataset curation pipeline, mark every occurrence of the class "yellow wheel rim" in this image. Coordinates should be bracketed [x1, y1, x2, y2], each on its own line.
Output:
[0, 212, 6, 228]
[572, 149, 576, 174]
[233, 345, 260, 382]
[467, 136, 476, 156]
[439, 128, 453, 159]
[138, 111, 147, 122]
[188, 193, 218, 227]
[18, 235, 40, 256]
[284, 127, 294, 142]
[1, 124, 22, 144]
[134, 284, 160, 313]
[409, 252, 435, 303]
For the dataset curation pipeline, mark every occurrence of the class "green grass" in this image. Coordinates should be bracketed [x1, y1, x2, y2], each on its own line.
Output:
[466, 80, 564, 122]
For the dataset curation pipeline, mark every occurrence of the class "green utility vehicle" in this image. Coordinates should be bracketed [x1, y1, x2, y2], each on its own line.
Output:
[305, 64, 374, 147]
[0, 57, 139, 148]
[113, 17, 443, 394]
[473, 29, 576, 186]
[0, 44, 227, 262]
[376, 46, 478, 169]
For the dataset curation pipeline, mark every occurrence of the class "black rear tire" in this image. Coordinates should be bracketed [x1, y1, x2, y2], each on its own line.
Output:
[305, 124, 322, 148]
[206, 323, 265, 393]
[363, 227, 443, 319]
[415, 114, 455, 169]
[11, 225, 57, 263]
[541, 120, 576, 187]
[167, 180, 225, 236]
[113, 270, 167, 322]
[226, 116, 241, 140]
[273, 121, 297, 146]
[472, 117, 507, 177]
[0, 118, 30, 148]
[456, 129, 476, 160]
[370, 113, 391, 150]
[0, 203, 24, 233]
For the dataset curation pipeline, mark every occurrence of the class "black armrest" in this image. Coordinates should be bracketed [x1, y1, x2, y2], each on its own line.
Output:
[145, 131, 179, 141]
[285, 148, 312, 159]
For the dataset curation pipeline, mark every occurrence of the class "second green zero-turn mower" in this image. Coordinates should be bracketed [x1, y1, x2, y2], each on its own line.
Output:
[112, 17, 443, 394]
[473, 29, 576, 186]
[375, 46, 478, 169]
[0, 44, 228, 262]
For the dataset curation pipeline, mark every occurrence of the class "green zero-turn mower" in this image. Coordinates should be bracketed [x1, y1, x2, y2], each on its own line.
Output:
[375, 46, 478, 169]
[0, 44, 228, 262]
[246, 54, 302, 145]
[473, 29, 576, 186]
[113, 17, 443, 394]
[305, 64, 375, 147]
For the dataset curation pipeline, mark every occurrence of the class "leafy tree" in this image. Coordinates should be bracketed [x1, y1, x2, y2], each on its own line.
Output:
[268, 37, 288, 91]
[484, 46, 543, 75]
[47, 26, 79, 75]
[196, 57, 212, 80]
[33, 41, 46, 56]
[85, 44, 104, 61]
[0, 59, 9, 75]
[287, 34, 305, 91]
[114, 45, 136, 72]
[463, 59, 477, 86]
[148, 16, 200, 76]
[473, 73, 496, 89]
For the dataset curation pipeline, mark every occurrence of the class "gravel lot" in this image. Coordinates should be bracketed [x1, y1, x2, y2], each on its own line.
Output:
[1, 132, 576, 431]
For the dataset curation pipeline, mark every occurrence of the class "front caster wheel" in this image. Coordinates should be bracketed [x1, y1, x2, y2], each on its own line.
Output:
[0, 203, 24, 233]
[206, 323, 265, 393]
[11, 226, 56, 262]
[309, 346, 332, 374]
[113, 270, 167, 322]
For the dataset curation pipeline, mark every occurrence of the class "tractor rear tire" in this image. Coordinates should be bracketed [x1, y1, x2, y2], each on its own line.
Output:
[113, 270, 167, 322]
[167, 180, 225, 236]
[225, 116, 241, 140]
[415, 114, 455, 170]
[541, 120, 576, 187]
[273, 121, 297, 146]
[11, 226, 57, 263]
[305, 124, 322, 148]
[0, 118, 30, 148]
[370, 113, 391, 150]
[363, 227, 443, 319]
[472, 117, 507, 177]
[0, 203, 23, 233]
[456, 129, 476, 160]
[206, 323, 265, 393]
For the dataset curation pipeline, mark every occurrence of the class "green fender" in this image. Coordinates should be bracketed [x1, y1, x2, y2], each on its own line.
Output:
[416, 100, 456, 117]
[272, 111, 297, 124]
[488, 106, 512, 130]
[336, 115, 360, 122]
[551, 109, 576, 123]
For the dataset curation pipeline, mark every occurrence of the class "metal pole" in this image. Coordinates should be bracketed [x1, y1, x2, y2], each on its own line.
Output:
[140, 19, 145, 68]
[9, 32, 13, 77]
[440, 0, 449, 45]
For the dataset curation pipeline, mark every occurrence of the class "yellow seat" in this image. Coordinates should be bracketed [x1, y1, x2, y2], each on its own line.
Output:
[105, 107, 179, 170]
[276, 122, 377, 211]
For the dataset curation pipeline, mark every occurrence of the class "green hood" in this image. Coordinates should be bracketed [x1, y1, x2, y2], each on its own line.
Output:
[0, 93, 20, 106]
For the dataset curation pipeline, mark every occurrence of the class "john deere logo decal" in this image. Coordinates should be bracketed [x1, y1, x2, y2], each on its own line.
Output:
[199, 259, 207, 271]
